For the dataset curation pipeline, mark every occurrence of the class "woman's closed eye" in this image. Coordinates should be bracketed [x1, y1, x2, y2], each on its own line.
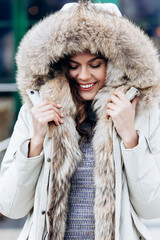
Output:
[89, 58, 106, 68]
[90, 63, 101, 68]
[69, 63, 102, 70]
[68, 63, 79, 70]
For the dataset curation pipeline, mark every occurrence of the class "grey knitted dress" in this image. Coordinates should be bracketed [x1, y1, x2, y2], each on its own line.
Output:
[64, 107, 96, 239]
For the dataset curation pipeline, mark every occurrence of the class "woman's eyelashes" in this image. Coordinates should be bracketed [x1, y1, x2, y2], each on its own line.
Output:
[68, 62, 102, 70]
[69, 64, 78, 70]
[91, 63, 101, 68]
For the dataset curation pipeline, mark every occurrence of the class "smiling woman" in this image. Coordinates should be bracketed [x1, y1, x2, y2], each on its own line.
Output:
[68, 52, 107, 101]
[0, 1, 160, 240]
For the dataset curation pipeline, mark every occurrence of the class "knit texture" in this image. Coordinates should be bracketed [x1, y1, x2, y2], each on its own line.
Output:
[64, 117, 96, 239]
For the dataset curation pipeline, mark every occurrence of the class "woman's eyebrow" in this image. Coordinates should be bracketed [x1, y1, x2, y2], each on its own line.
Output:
[88, 57, 103, 62]
[69, 59, 78, 63]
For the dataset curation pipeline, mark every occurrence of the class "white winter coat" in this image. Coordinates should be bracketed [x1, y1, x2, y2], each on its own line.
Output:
[1, 91, 160, 240]
[1, 2, 160, 240]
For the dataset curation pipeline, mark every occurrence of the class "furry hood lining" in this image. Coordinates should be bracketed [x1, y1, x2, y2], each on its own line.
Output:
[16, 2, 160, 103]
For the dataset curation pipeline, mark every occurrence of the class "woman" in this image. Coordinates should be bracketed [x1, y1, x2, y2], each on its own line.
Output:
[0, 1, 160, 240]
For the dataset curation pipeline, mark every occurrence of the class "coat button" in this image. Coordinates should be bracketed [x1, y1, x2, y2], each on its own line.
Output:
[41, 210, 45, 215]
[30, 91, 34, 94]
[47, 158, 51, 162]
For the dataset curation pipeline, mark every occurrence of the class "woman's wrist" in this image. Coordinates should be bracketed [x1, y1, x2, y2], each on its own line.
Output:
[28, 135, 44, 158]
[122, 130, 139, 149]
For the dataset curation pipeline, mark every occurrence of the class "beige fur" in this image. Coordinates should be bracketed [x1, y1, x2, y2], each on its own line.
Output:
[15, 1, 160, 239]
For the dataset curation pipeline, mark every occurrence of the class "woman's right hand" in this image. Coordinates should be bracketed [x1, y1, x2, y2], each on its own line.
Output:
[29, 100, 63, 157]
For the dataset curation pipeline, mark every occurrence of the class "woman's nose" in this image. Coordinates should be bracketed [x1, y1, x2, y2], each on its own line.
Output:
[78, 67, 90, 80]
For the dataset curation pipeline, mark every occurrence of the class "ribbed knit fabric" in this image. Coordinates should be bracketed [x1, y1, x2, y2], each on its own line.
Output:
[64, 116, 96, 239]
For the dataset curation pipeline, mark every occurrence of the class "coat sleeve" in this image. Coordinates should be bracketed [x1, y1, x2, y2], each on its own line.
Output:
[0, 104, 44, 219]
[121, 109, 160, 219]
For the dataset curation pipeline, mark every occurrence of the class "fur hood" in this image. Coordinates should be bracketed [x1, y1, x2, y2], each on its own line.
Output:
[15, 2, 160, 240]
[16, 1, 160, 108]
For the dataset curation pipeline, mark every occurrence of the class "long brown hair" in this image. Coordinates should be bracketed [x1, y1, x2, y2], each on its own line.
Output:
[66, 69, 93, 139]
[51, 53, 107, 141]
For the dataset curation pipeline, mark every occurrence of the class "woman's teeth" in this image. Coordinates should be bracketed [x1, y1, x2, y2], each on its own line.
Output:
[80, 83, 94, 89]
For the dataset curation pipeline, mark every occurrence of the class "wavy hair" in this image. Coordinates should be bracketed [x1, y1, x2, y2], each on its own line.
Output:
[52, 53, 107, 142]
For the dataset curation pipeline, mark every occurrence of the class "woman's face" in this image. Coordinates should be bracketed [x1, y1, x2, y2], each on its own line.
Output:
[68, 52, 107, 101]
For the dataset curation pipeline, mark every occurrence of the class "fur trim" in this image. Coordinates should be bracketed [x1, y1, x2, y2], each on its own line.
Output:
[16, 3, 160, 104]
[40, 77, 82, 239]
[15, 2, 160, 239]
[40, 76, 116, 239]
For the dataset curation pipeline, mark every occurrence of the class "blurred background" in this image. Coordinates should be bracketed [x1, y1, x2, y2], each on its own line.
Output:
[0, 0, 160, 239]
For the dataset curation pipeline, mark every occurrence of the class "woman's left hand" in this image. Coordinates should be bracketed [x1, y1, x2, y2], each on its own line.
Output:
[106, 91, 139, 149]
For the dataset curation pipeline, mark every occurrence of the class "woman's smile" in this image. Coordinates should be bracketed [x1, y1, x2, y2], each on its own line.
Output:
[78, 82, 96, 91]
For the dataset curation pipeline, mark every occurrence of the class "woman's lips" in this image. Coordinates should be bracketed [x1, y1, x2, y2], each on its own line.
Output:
[78, 83, 96, 91]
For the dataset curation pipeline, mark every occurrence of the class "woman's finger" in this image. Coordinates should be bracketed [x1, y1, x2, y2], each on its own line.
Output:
[37, 100, 62, 109]
[36, 110, 63, 125]
[33, 101, 63, 118]
[113, 90, 128, 101]
[131, 97, 139, 110]
[106, 102, 116, 111]
[107, 94, 119, 104]
[106, 108, 113, 120]
[39, 104, 63, 117]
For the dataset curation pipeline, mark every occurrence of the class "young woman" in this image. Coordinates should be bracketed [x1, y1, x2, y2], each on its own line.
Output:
[0, 2, 160, 240]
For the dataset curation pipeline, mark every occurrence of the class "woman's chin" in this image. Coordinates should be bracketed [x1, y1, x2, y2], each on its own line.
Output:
[80, 93, 96, 101]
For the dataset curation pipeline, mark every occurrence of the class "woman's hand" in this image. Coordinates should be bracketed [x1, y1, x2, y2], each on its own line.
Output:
[29, 100, 63, 157]
[106, 91, 139, 149]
